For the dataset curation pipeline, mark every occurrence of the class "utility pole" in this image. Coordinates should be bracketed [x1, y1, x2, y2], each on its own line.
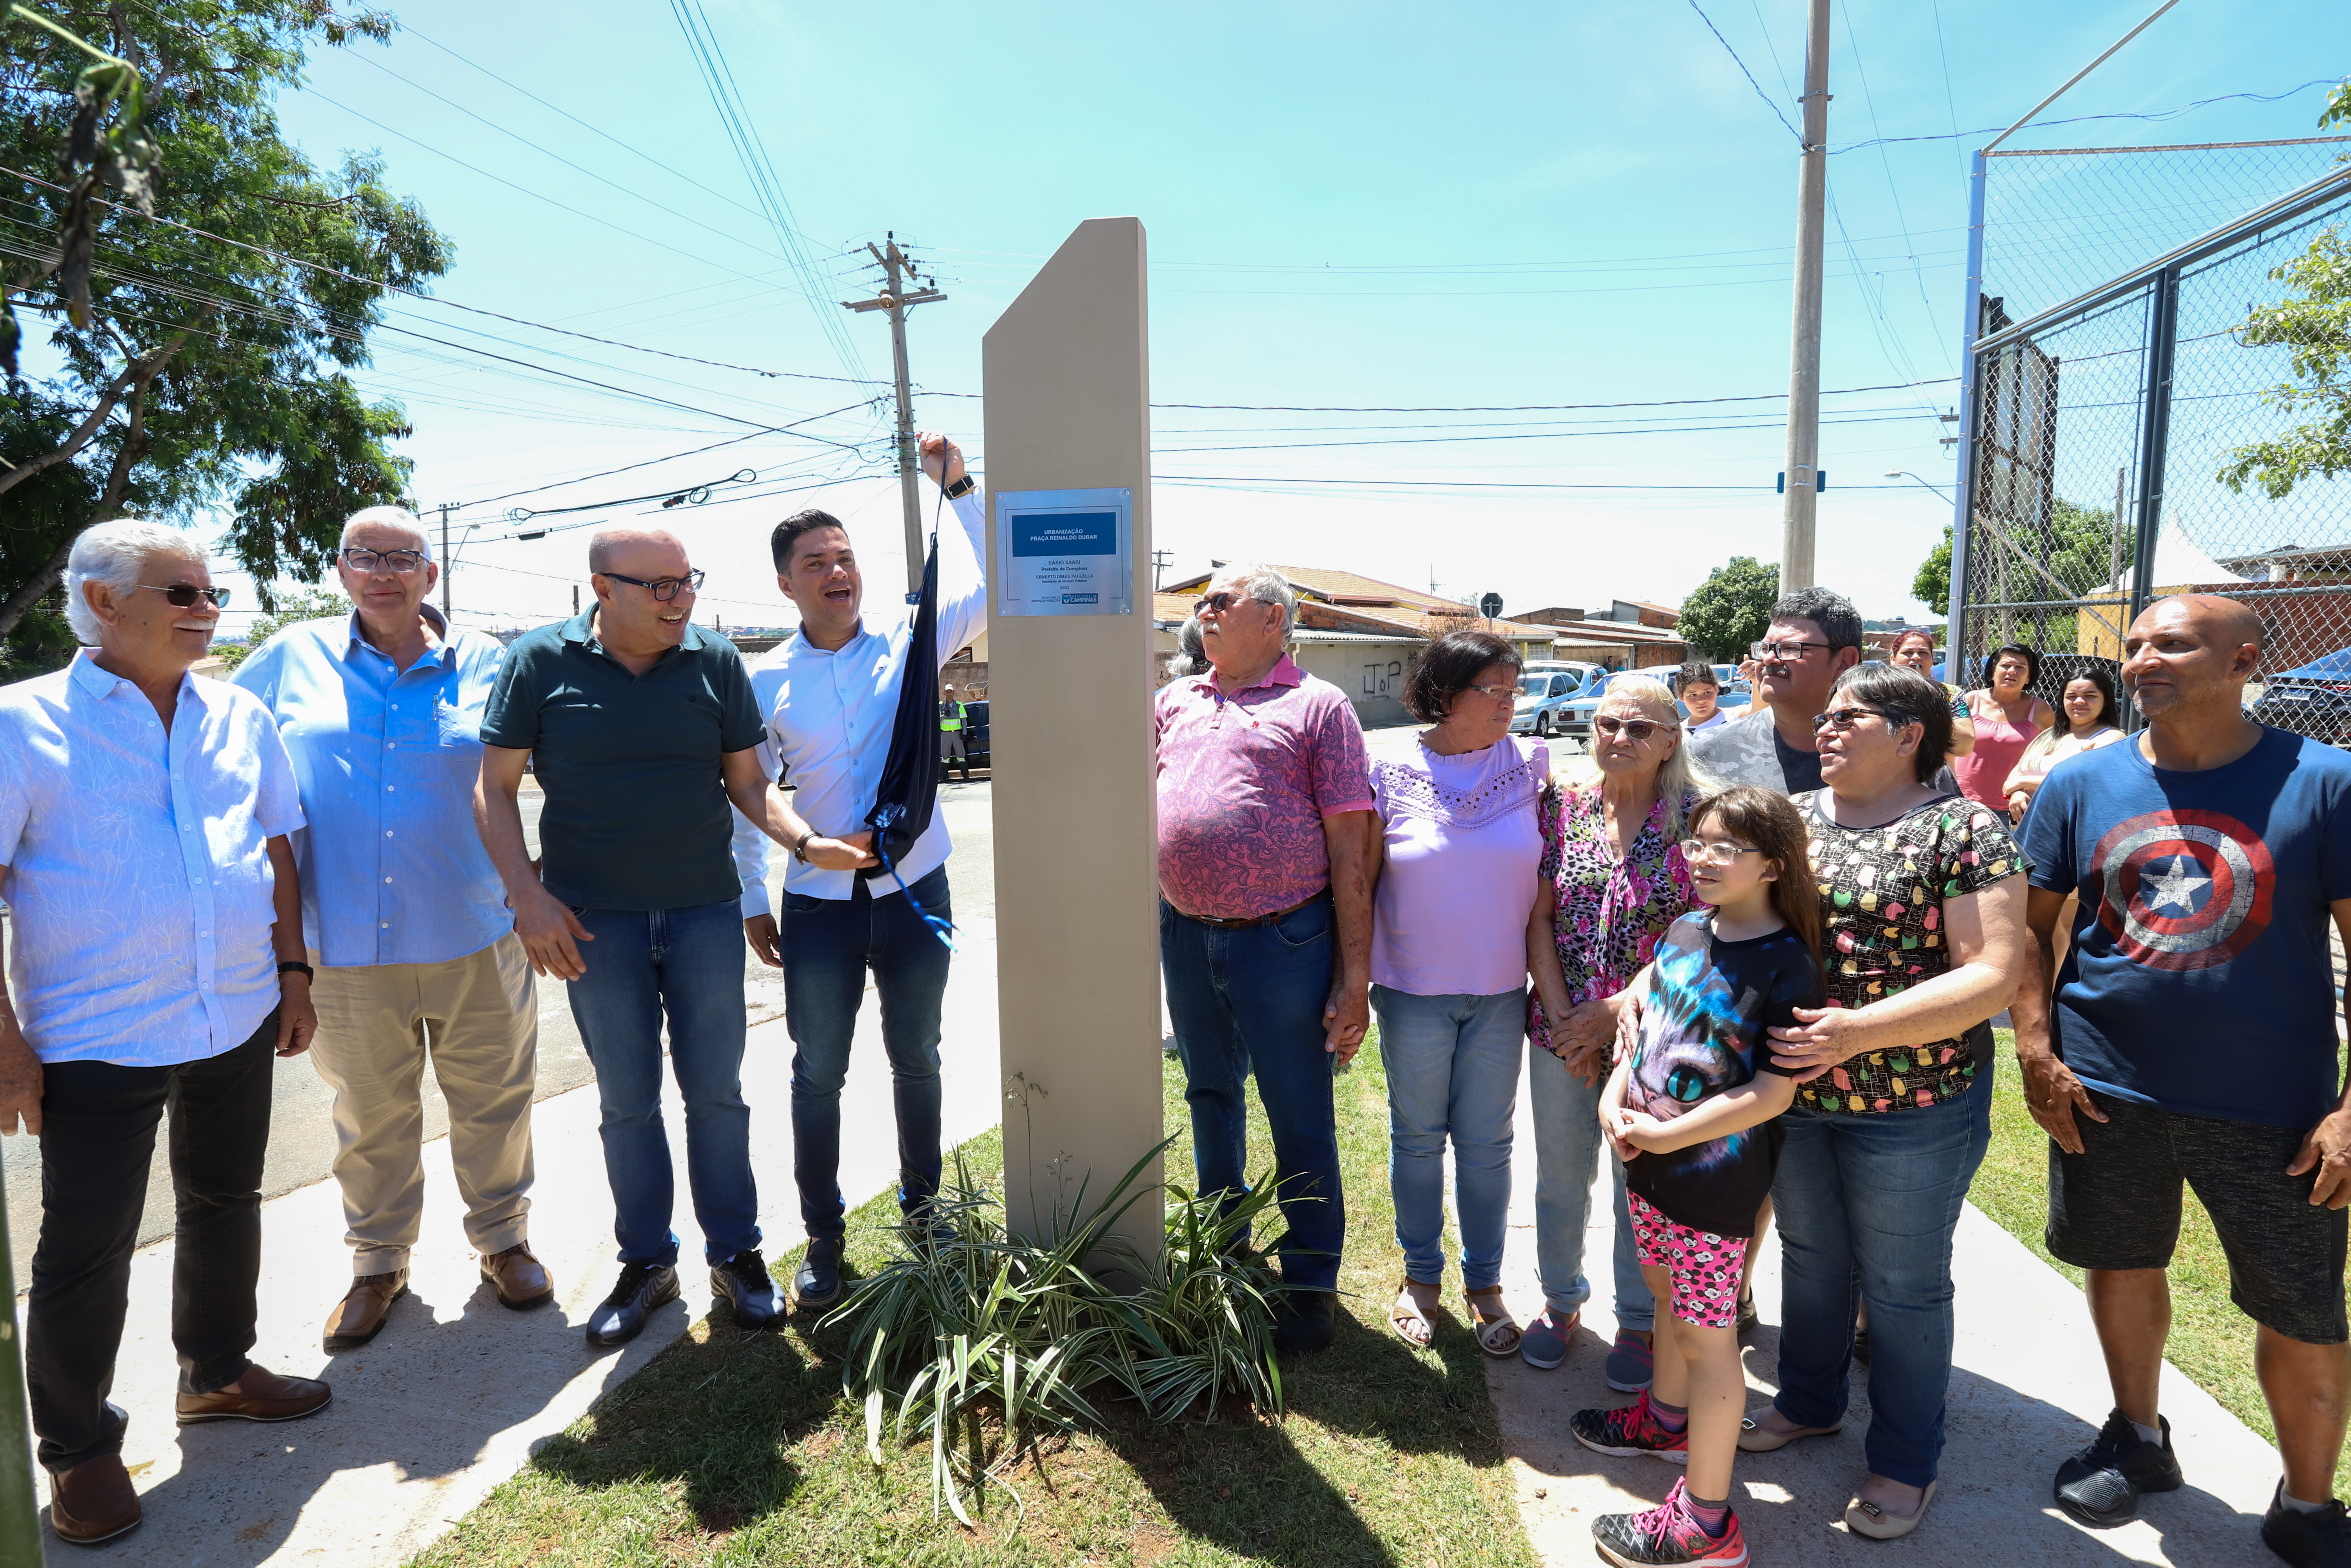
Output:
[1779, 0, 1832, 593]
[437, 502, 453, 617]
[1151, 549, 1174, 592]
[843, 232, 947, 595]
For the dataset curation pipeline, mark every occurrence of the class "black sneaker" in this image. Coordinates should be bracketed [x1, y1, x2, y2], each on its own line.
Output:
[2054, 1408, 2183, 1528]
[711, 1250, 784, 1330]
[2264, 1482, 2351, 1566]
[585, 1261, 679, 1347]
[793, 1236, 844, 1311]
[1272, 1289, 1336, 1354]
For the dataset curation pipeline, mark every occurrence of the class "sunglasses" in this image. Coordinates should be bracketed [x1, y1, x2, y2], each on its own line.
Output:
[1592, 715, 1664, 741]
[1812, 705, 1888, 733]
[1193, 591, 1256, 616]
[141, 583, 231, 608]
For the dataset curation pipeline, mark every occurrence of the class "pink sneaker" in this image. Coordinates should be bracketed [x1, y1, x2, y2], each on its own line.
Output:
[1570, 1389, 1689, 1464]
[1592, 1477, 1749, 1566]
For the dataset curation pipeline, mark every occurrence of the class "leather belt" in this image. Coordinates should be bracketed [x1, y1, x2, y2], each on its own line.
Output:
[1175, 889, 1327, 929]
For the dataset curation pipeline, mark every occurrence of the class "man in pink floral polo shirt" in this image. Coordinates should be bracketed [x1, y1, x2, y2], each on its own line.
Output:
[1155, 565, 1374, 1354]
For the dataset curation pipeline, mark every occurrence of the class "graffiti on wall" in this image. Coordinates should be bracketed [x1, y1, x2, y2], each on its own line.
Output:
[1363, 660, 1403, 700]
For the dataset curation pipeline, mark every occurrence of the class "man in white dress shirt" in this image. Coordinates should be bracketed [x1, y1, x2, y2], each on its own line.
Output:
[734, 433, 983, 1309]
[0, 521, 331, 1545]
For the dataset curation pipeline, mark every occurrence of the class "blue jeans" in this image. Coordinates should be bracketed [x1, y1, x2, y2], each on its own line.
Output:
[1371, 985, 1523, 1292]
[1769, 1077, 1994, 1487]
[1161, 896, 1346, 1291]
[1527, 1038, 1656, 1329]
[565, 900, 758, 1268]
[781, 866, 952, 1242]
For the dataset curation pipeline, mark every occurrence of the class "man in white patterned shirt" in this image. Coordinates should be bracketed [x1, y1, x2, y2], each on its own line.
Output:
[0, 521, 331, 1545]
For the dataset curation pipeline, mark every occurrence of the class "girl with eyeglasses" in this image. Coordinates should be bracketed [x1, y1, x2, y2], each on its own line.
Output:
[1520, 677, 1720, 1388]
[1737, 663, 2029, 1541]
[1573, 785, 1824, 1565]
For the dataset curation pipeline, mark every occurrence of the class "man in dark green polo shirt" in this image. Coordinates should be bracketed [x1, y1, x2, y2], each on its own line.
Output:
[476, 527, 873, 1347]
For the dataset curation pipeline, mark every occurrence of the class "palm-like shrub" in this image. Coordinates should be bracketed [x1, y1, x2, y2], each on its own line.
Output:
[824, 1145, 1295, 1524]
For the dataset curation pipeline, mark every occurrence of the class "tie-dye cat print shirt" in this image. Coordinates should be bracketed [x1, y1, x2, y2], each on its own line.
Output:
[1624, 911, 1823, 1238]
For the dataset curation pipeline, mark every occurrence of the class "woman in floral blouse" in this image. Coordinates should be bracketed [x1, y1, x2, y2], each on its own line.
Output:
[1520, 677, 1712, 1386]
[1737, 664, 2027, 1542]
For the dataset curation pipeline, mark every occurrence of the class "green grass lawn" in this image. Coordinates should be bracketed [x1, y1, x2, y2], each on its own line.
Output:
[1971, 1030, 2347, 1486]
[414, 1046, 1535, 1567]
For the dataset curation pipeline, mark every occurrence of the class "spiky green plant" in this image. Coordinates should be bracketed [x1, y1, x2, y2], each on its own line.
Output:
[823, 1144, 1301, 1529]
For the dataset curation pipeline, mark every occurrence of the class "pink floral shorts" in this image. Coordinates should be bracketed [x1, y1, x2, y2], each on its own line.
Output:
[1627, 1191, 1748, 1330]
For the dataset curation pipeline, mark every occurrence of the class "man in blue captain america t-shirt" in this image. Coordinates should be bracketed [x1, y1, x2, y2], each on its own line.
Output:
[2013, 594, 2351, 1566]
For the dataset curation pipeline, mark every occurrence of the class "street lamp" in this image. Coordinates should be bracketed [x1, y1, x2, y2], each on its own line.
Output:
[1884, 470, 1953, 502]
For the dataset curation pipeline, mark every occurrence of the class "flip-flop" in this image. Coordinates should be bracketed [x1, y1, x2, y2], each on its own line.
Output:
[1389, 1276, 1441, 1348]
[1847, 1480, 1936, 1539]
[1463, 1286, 1521, 1358]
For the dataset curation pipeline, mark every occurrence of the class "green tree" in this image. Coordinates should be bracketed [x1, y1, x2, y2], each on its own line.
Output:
[0, 2, 451, 641]
[1679, 556, 1779, 660]
[2215, 83, 2351, 501]
[211, 581, 344, 668]
[1913, 525, 1952, 612]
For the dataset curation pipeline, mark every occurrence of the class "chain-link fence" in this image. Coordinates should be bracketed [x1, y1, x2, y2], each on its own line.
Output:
[1952, 150, 2351, 741]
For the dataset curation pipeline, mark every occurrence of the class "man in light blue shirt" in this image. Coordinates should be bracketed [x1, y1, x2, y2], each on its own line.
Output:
[234, 506, 552, 1352]
[733, 433, 984, 1309]
[0, 520, 330, 1544]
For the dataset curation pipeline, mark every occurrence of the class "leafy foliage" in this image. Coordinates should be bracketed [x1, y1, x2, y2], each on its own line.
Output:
[1677, 555, 1779, 659]
[211, 580, 344, 666]
[0, 1, 448, 639]
[825, 1145, 1292, 1528]
[2218, 224, 2351, 502]
[1914, 525, 1952, 612]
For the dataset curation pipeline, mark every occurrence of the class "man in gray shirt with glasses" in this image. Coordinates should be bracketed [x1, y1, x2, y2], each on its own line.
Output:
[475, 528, 873, 1347]
[1689, 585, 1866, 796]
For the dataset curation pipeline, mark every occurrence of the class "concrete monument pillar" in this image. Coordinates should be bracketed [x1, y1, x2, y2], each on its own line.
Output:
[982, 217, 1163, 1264]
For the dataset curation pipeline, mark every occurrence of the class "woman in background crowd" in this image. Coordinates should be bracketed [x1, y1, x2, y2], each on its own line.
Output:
[1952, 644, 2051, 811]
[2002, 666, 2123, 823]
[1889, 629, 1975, 759]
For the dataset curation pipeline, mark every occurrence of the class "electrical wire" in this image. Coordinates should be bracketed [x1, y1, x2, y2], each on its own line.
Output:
[1152, 411, 1934, 455]
[1687, 0, 1802, 142]
[1831, 81, 2341, 153]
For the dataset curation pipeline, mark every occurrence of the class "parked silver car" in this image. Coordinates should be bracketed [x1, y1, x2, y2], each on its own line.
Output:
[1509, 663, 1604, 738]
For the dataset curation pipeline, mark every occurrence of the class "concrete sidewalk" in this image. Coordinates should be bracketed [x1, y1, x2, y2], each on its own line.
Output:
[1483, 1073, 2288, 1567]
[15, 915, 1002, 1566]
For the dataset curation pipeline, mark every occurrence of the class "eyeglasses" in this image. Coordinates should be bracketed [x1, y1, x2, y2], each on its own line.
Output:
[1592, 715, 1664, 741]
[140, 583, 230, 608]
[1193, 591, 1256, 616]
[1678, 838, 1765, 866]
[1752, 639, 1832, 661]
[1464, 683, 1518, 701]
[1813, 705, 1888, 733]
[602, 568, 705, 602]
[340, 546, 428, 576]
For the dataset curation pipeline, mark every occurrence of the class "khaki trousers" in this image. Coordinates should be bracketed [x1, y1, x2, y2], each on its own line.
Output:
[307, 934, 537, 1275]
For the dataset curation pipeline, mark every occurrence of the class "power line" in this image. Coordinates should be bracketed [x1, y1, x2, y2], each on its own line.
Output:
[1152, 411, 1934, 455]
[1131, 377, 1958, 414]
[1830, 80, 2339, 153]
[1153, 474, 1935, 492]
[1686, 0, 1802, 142]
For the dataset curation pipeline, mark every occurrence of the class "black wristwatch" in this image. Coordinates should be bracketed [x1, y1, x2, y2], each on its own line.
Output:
[943, 474, 976, 499]
[277, 960, 315, 982]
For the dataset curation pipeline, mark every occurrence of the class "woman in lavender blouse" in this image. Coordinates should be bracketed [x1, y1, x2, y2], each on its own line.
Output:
[1368, 631, 1552, 1355]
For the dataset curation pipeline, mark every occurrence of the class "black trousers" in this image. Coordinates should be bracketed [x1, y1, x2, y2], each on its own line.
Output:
[26, 1013, 276, 1471]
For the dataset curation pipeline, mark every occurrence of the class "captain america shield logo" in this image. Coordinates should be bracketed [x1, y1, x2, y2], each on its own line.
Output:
[2089, 808, 2273, 971]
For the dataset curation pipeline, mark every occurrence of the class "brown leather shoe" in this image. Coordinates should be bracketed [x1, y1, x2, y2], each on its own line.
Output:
[175, 1365, 332, 1425]
[481, 1242, 555, 1309]
[323, 1268, 409, 1349]
[49, 1454, 140, 1545]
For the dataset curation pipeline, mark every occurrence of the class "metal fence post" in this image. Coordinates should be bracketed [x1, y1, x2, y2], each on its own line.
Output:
[0, 1160, 41, 1561]
[1945, 150, 1989, 672]
[2121, 263, 2181, 729]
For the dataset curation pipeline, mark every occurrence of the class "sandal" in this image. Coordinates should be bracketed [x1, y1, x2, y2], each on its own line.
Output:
[1463, 1286, 1521, 1358]
[1738, 1409, 1843, 1453]
[1389, 1276, 1441, 1348]
[1846, 1479, 1936, 1539]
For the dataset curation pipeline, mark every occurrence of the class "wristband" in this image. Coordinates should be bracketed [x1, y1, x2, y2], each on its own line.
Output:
[791, 829, 814, 864]
[943, 474, 976, 499]
[277, 960, 315, 982]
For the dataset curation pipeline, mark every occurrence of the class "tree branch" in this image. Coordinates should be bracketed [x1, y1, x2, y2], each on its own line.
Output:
[0, 326, 188, 501]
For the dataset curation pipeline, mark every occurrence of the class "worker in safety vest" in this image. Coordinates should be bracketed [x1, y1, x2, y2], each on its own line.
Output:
[938, 693, 967, 781]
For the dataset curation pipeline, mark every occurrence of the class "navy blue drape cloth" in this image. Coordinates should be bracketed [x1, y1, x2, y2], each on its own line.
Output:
[861, 534, 942, 881]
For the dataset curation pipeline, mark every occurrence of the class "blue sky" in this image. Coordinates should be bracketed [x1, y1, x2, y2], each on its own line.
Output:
[193, 0, 2351, 633]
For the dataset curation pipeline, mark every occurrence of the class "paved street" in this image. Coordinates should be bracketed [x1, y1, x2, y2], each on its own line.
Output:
[2, 775, 996, 1265]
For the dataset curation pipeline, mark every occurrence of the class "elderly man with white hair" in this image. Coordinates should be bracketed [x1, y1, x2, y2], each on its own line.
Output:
[233, 506, 549, 1351]
[0, 520, 331, 1545]
[1154, 564, 1376, 1354]
[476, 526, 870, 1348]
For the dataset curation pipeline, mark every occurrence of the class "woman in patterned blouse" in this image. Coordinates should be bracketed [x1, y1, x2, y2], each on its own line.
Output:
[1520, 677, 1714, 1384]
[1737, 663, 2027, 1541]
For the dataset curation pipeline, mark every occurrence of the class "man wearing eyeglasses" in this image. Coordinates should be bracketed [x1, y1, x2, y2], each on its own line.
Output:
[0, 520, 329, 1544]
[1689, 586, 1866, 795]
[232, 507, 553, 1352]
[476, 527, 872, 1347]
